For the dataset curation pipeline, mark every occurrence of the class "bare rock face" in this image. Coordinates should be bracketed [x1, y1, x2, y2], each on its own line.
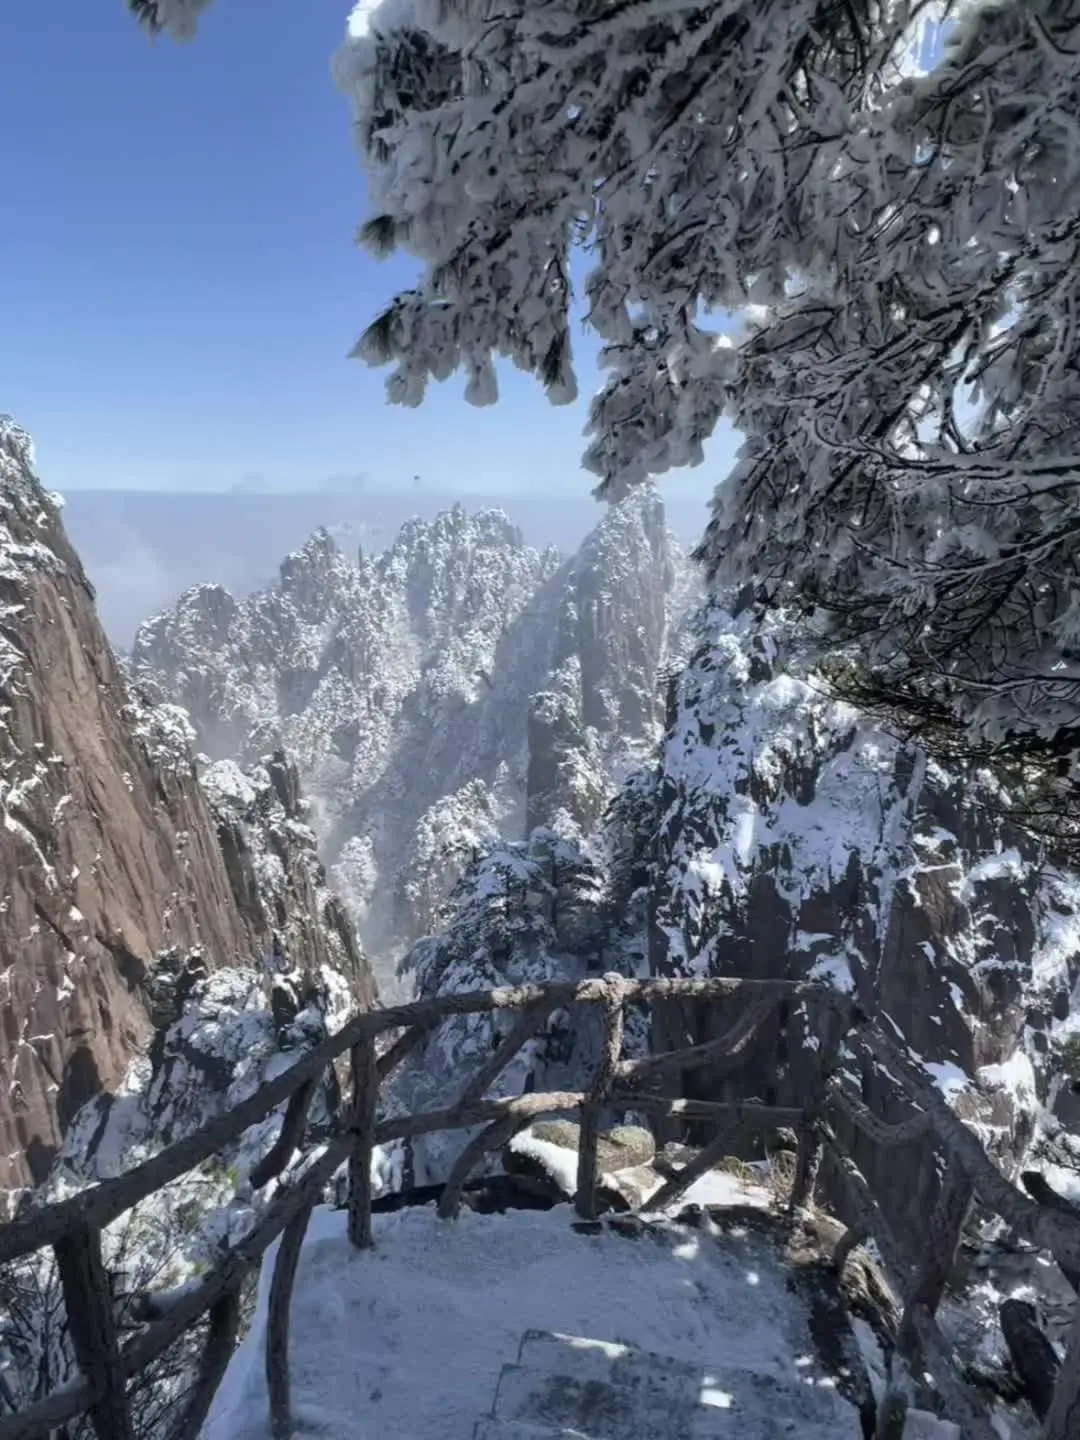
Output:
[0, 420, 373, 1185]
[199, 751, 375, 1005]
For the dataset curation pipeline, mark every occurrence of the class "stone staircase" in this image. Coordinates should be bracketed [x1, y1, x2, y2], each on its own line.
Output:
[472, 1329, 865, 1439]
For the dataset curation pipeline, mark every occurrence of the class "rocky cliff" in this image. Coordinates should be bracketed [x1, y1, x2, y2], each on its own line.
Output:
[132, 488, 694, 978]
[641, 598, 1080, 1245]
[0, 419, 374, 1187]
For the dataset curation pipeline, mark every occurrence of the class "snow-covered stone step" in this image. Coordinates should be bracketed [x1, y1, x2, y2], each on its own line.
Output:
[518, 1329, 768, 1391]
[491, 1330, 862, 1439]
[492, 1364, 857, 1438]
[516, 1330, 857, 1421]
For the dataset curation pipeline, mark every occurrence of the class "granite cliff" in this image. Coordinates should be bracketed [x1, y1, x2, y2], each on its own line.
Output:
[0, 418, 374, 1186]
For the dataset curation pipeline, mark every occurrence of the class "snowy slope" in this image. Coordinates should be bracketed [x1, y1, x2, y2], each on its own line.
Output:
[205, 1185, 860, 1440]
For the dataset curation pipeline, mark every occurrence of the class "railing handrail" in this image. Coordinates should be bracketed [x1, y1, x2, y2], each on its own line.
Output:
[0, 974, 813, 1266]
[4, 971, 1080, 1440]
[0, 972, 822, 1440]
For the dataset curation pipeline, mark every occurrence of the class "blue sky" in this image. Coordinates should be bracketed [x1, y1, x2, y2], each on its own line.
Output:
[0, 0, 733, 500]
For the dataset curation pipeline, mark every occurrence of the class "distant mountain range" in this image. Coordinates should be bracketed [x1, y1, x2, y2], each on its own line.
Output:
[61, 486, 714, 646]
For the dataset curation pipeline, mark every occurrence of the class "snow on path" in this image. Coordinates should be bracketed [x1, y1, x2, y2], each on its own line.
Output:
[205, 1177, 842, 1440]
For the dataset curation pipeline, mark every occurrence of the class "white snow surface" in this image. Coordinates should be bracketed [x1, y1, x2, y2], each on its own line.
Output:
[506, 1130, 581, 1196]
[346, 0, 410, 39]
[207, 1184, 825, 1440]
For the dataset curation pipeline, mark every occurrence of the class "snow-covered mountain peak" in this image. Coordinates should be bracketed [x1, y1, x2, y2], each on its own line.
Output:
[277, 526, 356, 614]
[0, 414, 36, 477]
[134, 490, 695, 984]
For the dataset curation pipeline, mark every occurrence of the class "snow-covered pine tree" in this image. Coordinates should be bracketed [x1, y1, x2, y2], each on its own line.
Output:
[705, 1, 1080, 786]
[333, 0, 1080, 788]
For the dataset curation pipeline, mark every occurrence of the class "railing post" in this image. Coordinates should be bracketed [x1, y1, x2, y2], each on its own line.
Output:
[790, 997, 853, 1216]
[167, 1287, 241, 1440]
[250, 1079, 316, 1190]
[267, 1202, 315, 1440]
[640, 1128, 737, 1217]
[347, 1035, 379, 1249]
[576, 980, 625, 1221]
[455, 1002, 554, 1110]
[376, 1023, 428, 1083]
[788, 1124, 824, 1214]
[438, 1115, 526, 1220]
[53, 1223, 134, 1440]
[898, 1158, 972, 1354]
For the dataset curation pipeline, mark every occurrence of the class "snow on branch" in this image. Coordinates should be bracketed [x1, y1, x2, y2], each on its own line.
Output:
[342, 0, 1080, 762]
[127, 0, 216, 40]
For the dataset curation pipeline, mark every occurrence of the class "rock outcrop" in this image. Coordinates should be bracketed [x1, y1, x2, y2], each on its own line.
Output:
[0, 419, 374, 1186]
[641, 600, 1080, 1246]
[200, 751, 373, 999]
[523, 485, 693, 838]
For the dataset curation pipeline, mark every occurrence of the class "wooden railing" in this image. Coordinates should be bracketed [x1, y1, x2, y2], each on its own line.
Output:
[0, 973, 1079, 1440]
